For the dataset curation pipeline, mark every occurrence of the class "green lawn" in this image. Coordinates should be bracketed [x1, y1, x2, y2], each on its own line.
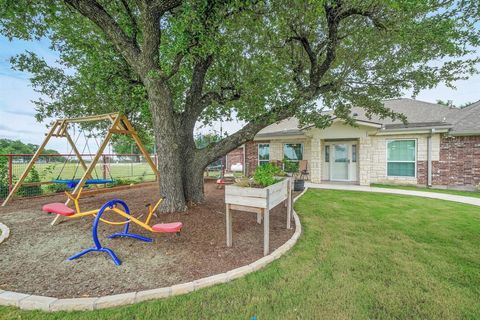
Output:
[1, 189, 479, 319]
[12, 162, 156, 182]
[371, 183, 480, 198]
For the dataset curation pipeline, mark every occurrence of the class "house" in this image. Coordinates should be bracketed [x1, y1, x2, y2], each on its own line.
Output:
[243, 98, 480, 190]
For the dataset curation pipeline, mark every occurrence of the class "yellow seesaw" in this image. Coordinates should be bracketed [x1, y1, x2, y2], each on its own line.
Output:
[42, 189, 183, 265]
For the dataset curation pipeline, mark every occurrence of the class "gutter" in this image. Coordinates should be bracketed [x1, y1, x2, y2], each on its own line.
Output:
[374, 127, 451, 135]
[449, 131, 480, 137]
[302, 118, 383, 130]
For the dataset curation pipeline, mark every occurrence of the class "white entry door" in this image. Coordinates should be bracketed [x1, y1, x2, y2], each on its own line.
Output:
[331, 144, 350, 181]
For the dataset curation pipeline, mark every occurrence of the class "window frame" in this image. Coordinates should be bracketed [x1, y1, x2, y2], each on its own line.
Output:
[351, 144, 357, 163]
[386, 139, 417, 178]
[283, 143, 304, 162]
[258, 143, 270, 166]
[325, 145, 330, 163]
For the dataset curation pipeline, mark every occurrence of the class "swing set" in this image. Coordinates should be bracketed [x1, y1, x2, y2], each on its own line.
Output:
[2, 113, 183, 265]
[2, 112, 158, 207]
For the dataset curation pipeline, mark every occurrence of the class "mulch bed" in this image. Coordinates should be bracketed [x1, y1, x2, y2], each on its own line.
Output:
[0, 181, 295, 298]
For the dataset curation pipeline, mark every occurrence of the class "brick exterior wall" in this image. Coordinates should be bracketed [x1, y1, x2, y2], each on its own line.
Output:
[244, 139, 311, 177]
[245, 141, 260, 176]
[416, 135, 480, 188]
[226, 147, 244, 172]
[431, 135, 480, 187]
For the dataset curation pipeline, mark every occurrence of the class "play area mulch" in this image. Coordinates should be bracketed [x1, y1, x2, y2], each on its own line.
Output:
[0, 181, 295, 298]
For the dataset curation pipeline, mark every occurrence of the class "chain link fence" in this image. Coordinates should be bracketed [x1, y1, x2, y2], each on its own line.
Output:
[0, 153, 158, 202]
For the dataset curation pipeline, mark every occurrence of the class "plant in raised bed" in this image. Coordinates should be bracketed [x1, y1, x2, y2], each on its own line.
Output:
[226, 163, 293, 255]
[234, 163, 286, 188]
[283, 160, 304, 191]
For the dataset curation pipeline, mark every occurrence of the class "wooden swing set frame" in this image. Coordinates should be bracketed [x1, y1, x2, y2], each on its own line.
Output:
[1, 112, 159, 207]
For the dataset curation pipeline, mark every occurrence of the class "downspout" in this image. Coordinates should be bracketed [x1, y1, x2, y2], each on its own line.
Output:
[427, 129, 435, 187]
[243, 144, 246, 176]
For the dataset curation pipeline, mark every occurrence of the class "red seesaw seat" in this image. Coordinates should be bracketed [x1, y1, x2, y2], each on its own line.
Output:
[152, 222, 183, 233]
[42, 203, 75, 216]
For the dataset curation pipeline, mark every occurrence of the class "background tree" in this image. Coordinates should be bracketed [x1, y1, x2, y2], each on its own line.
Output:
[1, 0, 479, 211]
[0, 139, 63, 162]
[436, 99, 476, 109]
[111, 135, 154, 154]
[194, 133, 223, 149]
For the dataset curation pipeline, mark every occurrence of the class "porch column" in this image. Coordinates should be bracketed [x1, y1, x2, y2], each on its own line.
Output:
[310, 138, 322, 183]
[358, 136, 371, 186]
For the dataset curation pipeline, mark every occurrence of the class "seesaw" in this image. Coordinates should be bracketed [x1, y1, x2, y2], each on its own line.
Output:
[42, 189, 182, 265]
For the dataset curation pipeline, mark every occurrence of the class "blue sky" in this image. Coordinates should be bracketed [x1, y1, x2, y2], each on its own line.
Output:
[0, 35, 479, 153]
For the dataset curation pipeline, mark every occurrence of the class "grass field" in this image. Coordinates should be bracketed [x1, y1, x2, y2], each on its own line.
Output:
[371, 183, 480, 198]
[1, 189, 479, 319]
[12, 162, 157, 182]
[12, 163, 241, 182]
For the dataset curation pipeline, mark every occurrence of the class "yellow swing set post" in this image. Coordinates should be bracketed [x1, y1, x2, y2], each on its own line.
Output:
[2, 112, 159, 209]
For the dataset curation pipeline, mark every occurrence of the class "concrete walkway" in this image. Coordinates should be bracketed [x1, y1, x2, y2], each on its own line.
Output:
[306, 182, 480, 207]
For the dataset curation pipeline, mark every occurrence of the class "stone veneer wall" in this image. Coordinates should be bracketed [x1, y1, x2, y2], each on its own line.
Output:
[246, 132, 480, 189]
[310, 138, 322, 183]
[359, 133, 441, 186]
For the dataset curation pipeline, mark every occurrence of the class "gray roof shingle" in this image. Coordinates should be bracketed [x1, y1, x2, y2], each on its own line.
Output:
[448, 100, 480, 134]
[255, 98, 480, 137]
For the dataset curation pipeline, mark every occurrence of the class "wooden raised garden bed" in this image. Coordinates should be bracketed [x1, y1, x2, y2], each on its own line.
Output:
[225, 177, 293, 255]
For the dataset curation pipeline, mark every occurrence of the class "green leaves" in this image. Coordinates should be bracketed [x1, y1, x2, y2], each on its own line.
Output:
[0, 0, 479, 133]
[253, 163, 283, 188]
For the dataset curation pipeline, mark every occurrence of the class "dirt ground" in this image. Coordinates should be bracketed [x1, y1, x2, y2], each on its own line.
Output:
[0, 181, 295, 298]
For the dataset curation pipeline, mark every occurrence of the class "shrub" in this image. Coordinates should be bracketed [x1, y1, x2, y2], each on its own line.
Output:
[253, 163, 282, 187]
[45, 183, 70, 194]
[283, 159, 299, 174]
[17, 166, 43, 197]
[0, 157, 8, 199]
[108, 177, 139, 187]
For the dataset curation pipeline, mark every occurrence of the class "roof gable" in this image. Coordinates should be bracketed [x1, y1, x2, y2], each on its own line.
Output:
[255, 98, 480, 138]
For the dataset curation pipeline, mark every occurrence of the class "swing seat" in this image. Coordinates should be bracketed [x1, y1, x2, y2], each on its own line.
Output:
[52, 179, 114, 188]
[152, 222, 183, 233]
[42, 203, 75, 216]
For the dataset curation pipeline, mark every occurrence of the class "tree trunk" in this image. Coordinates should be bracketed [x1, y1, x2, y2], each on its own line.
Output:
[146, 79, 188, 212]
[155, 135, 187, 212]
[183, 158, 206, 205]
[179, 118, 206, 205]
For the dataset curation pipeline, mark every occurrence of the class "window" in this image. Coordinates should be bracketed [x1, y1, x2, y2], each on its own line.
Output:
[258, 143, 270, 166]
[283, 143, 303, 162]
[352, 145, 357, 162]
[387, 140, 416, 177]
[325, 145, 330, 162]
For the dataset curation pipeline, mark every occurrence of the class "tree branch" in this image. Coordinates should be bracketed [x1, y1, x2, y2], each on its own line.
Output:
[120, 0, 138, 40]
[152, 0, 183, 15]
[183, 55, 214, 119]
[137, 2, 162, 74]
[64, 0, 141, 70]
[200, 86, 241, 107]
[288, 30, 317, 70]
[197, 80, 337, 166]
[199, 98, 304, 166]
[166, 52, 185, 79]
[310, 3, 340, 86]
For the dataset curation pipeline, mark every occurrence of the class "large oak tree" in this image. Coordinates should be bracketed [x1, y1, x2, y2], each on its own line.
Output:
[1, 0, 478, 211]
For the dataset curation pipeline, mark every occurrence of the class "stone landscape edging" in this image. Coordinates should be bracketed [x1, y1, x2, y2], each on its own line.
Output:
[0, 222, 10, 245]
[0, 189, 307, 312]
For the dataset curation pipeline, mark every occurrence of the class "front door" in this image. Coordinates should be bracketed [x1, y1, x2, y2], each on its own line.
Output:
[331, 144, 349, 181]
